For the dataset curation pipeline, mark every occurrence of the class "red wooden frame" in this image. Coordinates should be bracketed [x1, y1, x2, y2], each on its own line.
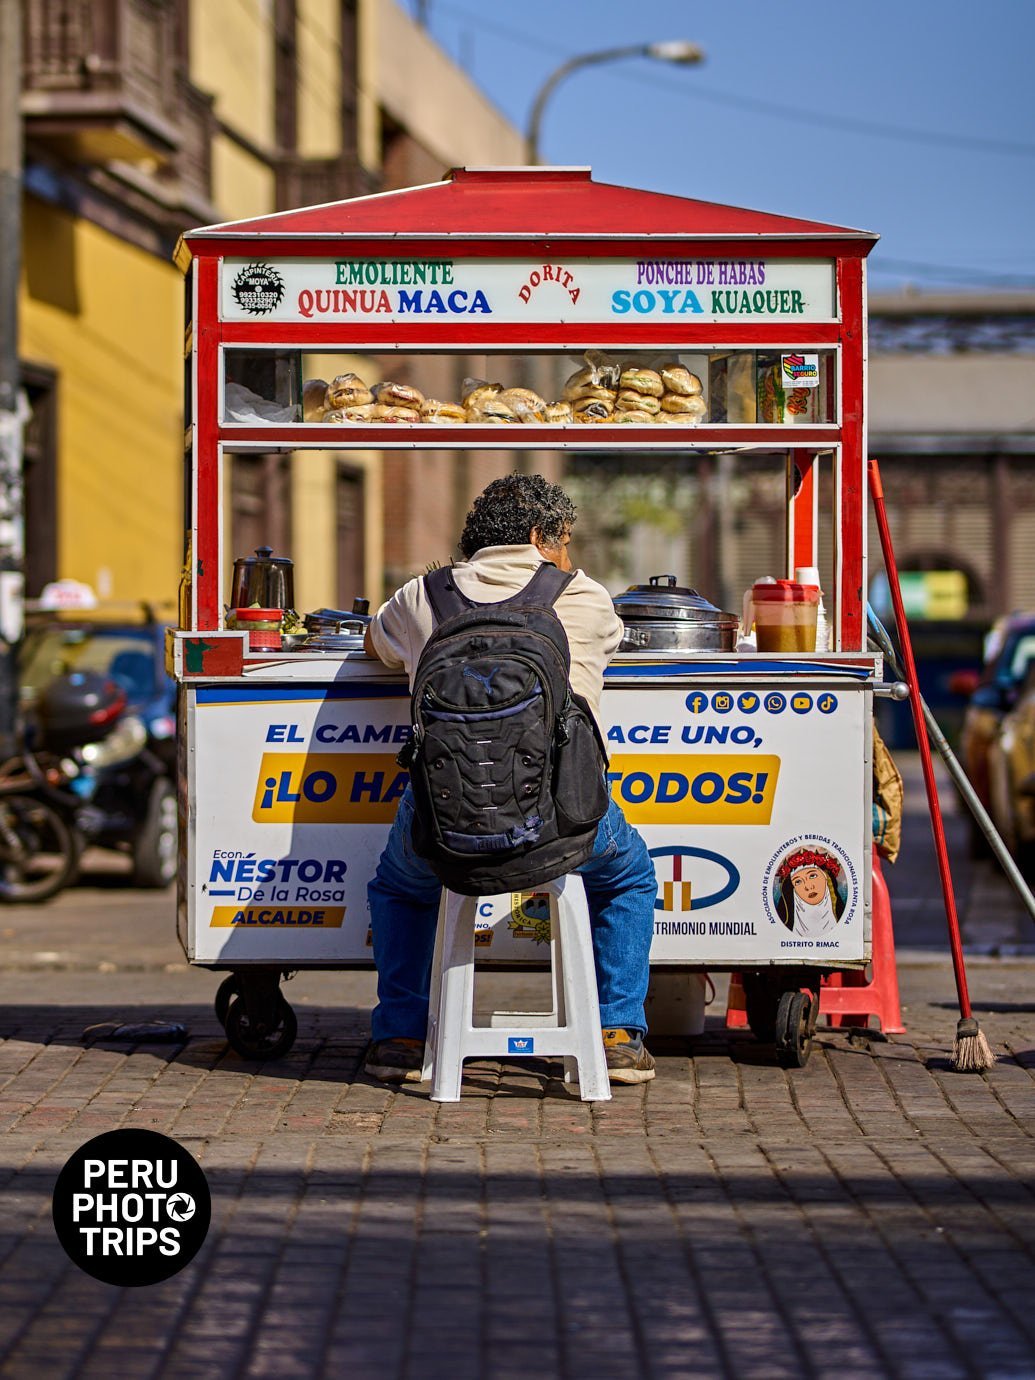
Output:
[179, 168, 876, 649]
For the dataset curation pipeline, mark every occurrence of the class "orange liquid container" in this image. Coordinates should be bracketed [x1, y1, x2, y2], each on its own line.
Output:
[751, 580, 820, 653]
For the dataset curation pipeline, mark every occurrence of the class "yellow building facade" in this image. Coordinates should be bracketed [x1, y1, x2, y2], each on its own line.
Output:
[18, 0, 523, 615]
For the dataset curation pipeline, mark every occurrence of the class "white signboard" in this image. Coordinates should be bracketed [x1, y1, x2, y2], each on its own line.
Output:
[219, 257, 837, 326]
[186, 674, 868, 966]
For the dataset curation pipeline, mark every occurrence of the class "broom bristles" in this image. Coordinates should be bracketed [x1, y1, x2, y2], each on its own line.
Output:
[952, 1017, 997, 1072]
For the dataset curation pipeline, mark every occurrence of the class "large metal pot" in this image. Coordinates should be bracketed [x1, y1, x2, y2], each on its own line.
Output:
[614, 575, 740, 652]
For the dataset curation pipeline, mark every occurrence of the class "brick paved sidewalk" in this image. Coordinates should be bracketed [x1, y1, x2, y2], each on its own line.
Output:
[0, 951, 1032, 1380]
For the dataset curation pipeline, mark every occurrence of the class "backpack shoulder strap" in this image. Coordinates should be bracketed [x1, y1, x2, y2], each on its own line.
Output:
[423, 565, 476, 624]
[424, 561, 575, 624]
[503, 562, 576, 611]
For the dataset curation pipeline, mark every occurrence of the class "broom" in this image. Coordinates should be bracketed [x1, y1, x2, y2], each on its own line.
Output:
[868, 458, 995, 1071]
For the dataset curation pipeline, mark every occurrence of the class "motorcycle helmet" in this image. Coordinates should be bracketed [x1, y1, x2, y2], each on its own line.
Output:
[37, 671, 128, 753]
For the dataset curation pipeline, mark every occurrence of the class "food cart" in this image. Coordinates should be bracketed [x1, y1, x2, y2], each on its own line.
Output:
[170, 166, 883, 1066]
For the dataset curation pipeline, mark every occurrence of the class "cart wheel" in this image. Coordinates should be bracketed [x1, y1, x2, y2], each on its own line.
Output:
[214, 974, 242, 1028]
[774, 990, 814, 1069]
[224, 994, 297, 1060]
[742, 973, 779, 1042]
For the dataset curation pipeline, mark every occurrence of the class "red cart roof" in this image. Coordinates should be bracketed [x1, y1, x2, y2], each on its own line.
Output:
[181, 166, 878, 248]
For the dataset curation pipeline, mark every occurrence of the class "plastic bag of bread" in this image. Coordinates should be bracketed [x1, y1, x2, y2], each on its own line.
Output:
[461, 377, 503, 410]
[303, 379, 330, 422]
[466, 398, 517, 424]
[325, 404, 377, 423]
[659, 363, 704, 397]
[572, 398, 613, 423]
[562, 350, 620, 400]
[371, 403, 420, 423]
[497, 388, 547, 423]
[419, 400, 467, 424]
[374, 381, 424, 410]
[327, 373, 373, 409]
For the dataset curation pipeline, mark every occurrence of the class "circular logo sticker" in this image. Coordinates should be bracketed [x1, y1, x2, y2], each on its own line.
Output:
[761, 837, 858, 935]
[230, 262, 285, 315]
[52, 1129, 211, 1286]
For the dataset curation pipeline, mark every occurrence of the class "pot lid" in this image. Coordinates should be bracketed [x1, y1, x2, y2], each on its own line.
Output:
[234, 545, 294, 569]
[613, 574, 739, 624]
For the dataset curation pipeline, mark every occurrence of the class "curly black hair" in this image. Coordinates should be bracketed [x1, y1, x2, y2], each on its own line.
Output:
[458, 473, 576, 558]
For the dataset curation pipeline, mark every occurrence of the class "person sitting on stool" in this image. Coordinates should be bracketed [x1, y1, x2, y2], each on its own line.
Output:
[363, 472, 658, 1085]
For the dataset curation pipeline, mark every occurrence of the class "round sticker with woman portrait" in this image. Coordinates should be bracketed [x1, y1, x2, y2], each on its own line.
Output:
[764, 841, 854, 936]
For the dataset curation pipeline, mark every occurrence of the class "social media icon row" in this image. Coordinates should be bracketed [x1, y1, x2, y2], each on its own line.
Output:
[686, 690, 838, 716]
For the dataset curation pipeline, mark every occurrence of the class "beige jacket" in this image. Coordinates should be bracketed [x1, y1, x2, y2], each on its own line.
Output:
[367, 545, 622, 725]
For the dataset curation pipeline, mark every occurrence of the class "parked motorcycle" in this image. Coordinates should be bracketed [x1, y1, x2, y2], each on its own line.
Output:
[0, 669, 177, 902]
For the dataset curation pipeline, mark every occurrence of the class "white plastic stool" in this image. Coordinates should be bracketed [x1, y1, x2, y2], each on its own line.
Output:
[421, 875, 612, 1103]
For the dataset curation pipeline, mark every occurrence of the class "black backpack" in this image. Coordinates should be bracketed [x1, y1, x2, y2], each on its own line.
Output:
[398, 562, 610, 896]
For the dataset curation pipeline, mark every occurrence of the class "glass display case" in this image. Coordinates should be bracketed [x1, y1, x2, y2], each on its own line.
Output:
[220, 347, 838, 429]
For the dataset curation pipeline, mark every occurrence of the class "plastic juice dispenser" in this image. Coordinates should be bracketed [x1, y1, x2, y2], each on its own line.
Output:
[748, 577, 821, 653]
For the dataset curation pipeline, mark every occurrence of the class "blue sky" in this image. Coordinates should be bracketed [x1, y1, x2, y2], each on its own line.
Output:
[414, 0, 1035, 293]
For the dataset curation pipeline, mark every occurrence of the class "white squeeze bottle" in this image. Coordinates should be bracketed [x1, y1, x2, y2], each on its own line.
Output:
[794, 565, 829, 651]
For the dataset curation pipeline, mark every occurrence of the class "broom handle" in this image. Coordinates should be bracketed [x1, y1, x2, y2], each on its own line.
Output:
[868, 458, 972, 1018]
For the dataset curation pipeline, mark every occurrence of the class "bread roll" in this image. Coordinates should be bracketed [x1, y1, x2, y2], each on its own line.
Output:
[544, 401, 573, 423]
[325, 404, 376, 422]
[497, 387, 547, 421]
[466, 399, 517, 423]
[659, 364, 703, 397]
[371, 403, 420, 423]
[618, 367, 664, 398]
[375, 381, 424, 409]
[419, 400, 467, 423]
[616, 390, 661, 415]
[615, 410, 657, 424]
[661, 393, 708, 417]
[326, 373, 373, 409]
[303, 379, 329, 422]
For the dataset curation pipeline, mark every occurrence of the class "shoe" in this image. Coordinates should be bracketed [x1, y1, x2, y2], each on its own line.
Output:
[602, 1028, 656, 1084]
[364, 1037, 425, 1083]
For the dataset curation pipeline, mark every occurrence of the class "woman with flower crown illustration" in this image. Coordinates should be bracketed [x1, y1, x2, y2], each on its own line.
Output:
[775, 847, 845, 935]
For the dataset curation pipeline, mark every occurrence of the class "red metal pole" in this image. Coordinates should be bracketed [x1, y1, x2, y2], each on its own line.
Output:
[868, 458, 972, 1019]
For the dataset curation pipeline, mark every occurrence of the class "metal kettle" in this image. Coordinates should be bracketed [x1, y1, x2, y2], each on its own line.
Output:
[230, 546, 295, 609]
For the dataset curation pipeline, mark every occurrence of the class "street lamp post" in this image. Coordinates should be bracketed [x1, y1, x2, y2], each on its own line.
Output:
[525, 40, 705, 165]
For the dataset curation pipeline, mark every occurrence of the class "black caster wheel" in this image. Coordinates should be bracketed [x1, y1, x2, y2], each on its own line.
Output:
[214, 974, 243, 1028]
[224, 994, 298, 1060]
[774, 990, 815, 1069]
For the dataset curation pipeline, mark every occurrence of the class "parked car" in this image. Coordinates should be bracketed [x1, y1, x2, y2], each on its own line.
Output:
[986, 661, 1035, 880]
[17, 606, 178, 886]
[955, 612, 1035, 858]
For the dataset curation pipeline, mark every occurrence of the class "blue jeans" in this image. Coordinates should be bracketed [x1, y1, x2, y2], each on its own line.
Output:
[368, 788, 657, 1042]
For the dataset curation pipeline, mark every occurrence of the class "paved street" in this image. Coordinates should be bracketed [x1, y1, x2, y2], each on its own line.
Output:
[0, 754, 1032, 1379]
